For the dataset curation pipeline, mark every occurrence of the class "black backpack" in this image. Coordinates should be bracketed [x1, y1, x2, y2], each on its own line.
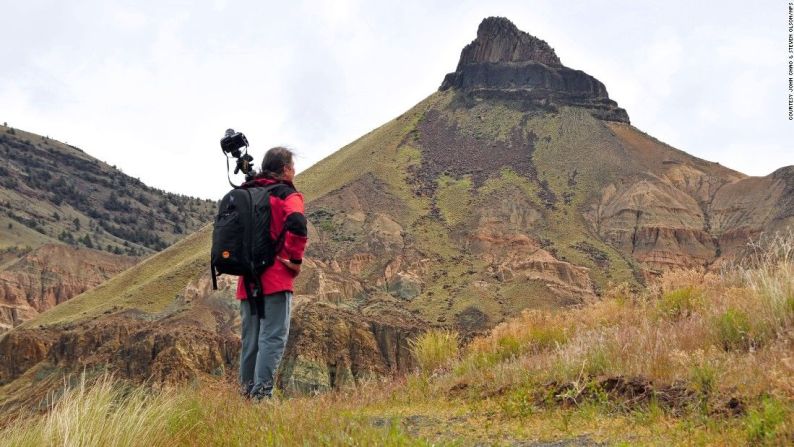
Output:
[210, 183, 285, 312]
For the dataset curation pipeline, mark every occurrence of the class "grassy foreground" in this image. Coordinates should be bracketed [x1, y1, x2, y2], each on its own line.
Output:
[2, 234, 793, 446]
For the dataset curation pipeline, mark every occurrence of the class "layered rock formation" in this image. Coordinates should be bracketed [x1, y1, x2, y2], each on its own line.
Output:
[0, 244, 135, 332]
[441, 17, 629, 123]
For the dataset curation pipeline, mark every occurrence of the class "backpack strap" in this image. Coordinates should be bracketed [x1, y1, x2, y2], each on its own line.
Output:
[211, 264, 218, 290]
[242, 274, 267, 318]
[254, 274, 266, 317]
[242, 275, 258, 316]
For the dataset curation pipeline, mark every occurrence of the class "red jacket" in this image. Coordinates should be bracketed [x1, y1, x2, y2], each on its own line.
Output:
[235, 177, 308, 299]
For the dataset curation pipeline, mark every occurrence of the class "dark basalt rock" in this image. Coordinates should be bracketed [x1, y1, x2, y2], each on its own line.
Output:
[454, 16, 562, 68]
[440, 17, 630, 123]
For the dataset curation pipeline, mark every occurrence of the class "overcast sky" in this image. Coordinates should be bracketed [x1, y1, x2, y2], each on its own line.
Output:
[0, 0, 790, 199]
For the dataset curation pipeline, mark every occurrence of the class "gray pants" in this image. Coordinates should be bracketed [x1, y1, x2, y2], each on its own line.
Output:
[239, 291, 291, 397]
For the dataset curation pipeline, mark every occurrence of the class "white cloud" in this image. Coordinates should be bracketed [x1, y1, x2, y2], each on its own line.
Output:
[0, 0, 791, 199]
[112, 7, 149, 30]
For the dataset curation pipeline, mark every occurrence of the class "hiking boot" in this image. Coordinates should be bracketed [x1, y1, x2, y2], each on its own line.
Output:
[240, 381, 254, 398]
[249, 384, 273, 402]
[250, 388, 272, 402]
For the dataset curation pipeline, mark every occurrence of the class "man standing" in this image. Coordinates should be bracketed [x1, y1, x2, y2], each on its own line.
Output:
[236, 146, 307, 400]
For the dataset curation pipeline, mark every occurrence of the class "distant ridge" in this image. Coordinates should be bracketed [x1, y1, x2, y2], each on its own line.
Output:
[0, 124, 215, 331]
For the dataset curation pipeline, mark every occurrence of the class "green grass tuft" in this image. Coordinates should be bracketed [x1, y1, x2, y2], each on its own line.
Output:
[409, 329, 460, 374]
[658, 286, 703, 319]
[713, 308, 752, 351]
[745, 396, 791, 445]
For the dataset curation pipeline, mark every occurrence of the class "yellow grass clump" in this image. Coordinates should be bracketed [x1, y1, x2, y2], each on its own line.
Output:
[409, 329, 460, 374]
[2, 374, 182, 447]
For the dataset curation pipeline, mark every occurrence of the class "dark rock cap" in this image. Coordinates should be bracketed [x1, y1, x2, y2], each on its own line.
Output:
[455, 16, 562, 70]
[441, 17, 630, 123]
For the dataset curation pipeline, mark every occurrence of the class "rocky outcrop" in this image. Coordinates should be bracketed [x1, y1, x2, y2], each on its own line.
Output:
[0, 245, 136, 332]
[587, 122, 793, 274]
[441, 17, 630, 123]
[473, 192, 595, 300]
[283, 297, 423, 392]
[708, 168, 794, 255]
[0, 271, 425, 416]
[589, 180, 717, 272]
[0, 305, 237, 391]
[0, 327, 54, 383]
[453, 16, 562, 68]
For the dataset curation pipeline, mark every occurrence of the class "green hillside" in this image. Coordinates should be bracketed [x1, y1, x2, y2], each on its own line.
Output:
[21, 91, 640, 332]
[0, 124, 215, 256]
[23, 228, 211, 328]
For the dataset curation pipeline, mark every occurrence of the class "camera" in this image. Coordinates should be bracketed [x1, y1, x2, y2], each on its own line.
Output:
[220, 129, 248, 158]
[220, 129, 256, 179]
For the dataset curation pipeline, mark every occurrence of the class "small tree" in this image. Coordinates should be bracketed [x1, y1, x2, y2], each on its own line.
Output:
[58, 230, 75, 244]
[73, 218, 81, 231]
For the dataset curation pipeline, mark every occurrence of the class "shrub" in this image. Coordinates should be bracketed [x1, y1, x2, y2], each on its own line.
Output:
[690, 361, 717, 414]
[58, 230, 75, 244]
[740, 231, 794, 332]
[658, 286, 702, 318]
[409, 329, 459, 373]
[501, 385, 537, 418]
[3, 177, 18, 188]
[745, 396, 790, 445]
[713, 308, 752, 351]
[583, 347, 611, 376]
[468, 310, 568, 361]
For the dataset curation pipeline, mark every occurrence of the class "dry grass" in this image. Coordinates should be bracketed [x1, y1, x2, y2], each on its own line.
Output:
[2, 375, 428, 447]
[2, 374, 182, 447]
[450, 230, 794, 390]
[735, 230, 794, 333]
[426, 230, 794, 444]
[4, 232, 794, 445]
[409, 329, 460, 374]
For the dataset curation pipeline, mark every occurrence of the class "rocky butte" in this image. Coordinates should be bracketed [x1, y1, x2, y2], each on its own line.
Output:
[441, 17, 629, 123]
[0, 17, 791, 417]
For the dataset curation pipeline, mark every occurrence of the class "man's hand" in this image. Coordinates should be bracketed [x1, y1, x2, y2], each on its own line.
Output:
[277, 256, 301, 274]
